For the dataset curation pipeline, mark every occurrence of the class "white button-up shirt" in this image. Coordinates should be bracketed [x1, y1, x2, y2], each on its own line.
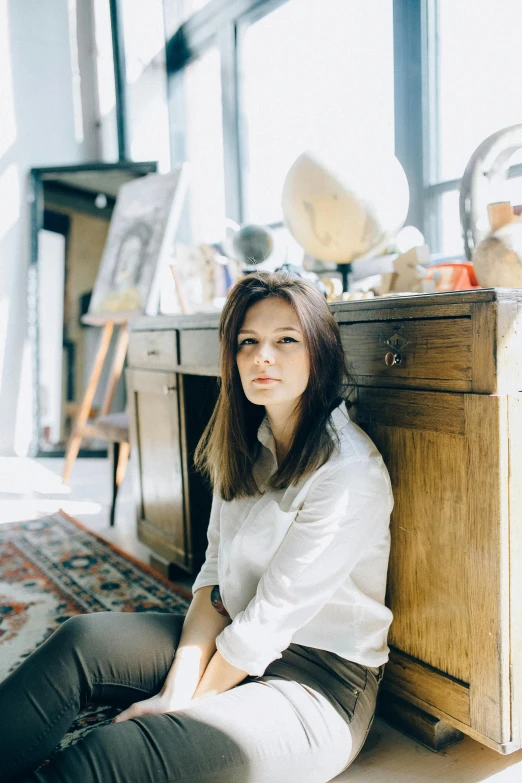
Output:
[191, 402, 394, 677]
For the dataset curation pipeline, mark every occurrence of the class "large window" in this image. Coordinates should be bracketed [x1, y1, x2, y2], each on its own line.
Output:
[239, 0, 394, 225]
[182, 47, 227, 242]
[166, 0, 398, 245]
[427, 0, 522, 257]
[165, 0, 522, 258]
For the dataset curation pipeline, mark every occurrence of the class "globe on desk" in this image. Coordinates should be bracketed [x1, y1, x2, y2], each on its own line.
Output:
[281, 149, 410, 292]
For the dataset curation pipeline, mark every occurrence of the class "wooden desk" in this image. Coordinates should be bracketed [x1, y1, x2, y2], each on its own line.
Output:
[127, 289, 522, 754]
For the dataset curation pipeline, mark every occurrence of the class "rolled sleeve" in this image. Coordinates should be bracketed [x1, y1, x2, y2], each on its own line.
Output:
[191, 490, 223, 596]
[215, 458, 392, 676]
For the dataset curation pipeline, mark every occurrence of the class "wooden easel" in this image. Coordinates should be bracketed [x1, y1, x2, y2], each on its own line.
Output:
[62, 310, 140, 483]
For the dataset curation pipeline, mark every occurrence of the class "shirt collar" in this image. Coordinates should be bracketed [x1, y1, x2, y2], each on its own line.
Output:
[256, 401, 350, 451]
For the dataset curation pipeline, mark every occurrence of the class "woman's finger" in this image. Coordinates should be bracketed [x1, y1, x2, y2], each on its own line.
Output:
[113, 702, 143, 724]
[112, 692, 194, 724]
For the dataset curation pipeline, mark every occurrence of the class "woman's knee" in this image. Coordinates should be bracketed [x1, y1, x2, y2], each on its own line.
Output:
[52, 613, 113, 655]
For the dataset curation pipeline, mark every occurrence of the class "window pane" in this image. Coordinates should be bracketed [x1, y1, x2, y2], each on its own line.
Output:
[436, 0, 522, 182]
[164, 0, 212, 32]
[120, 0, 171, 166]
[438, 189, 464, 257]
[240, 0, 394, 225]
[183, 0, 212, 22]
[93, 0, 118, 159]
[183, 47, 227, 243]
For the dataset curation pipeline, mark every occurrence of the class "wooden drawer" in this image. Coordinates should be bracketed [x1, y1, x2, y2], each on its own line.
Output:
[340, 317, 473, 392]
[127, 330, 178, 370]
[178, 329, 220, 373]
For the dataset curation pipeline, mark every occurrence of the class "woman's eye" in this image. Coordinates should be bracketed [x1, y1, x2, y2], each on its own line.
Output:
[238, 337, 297, 346]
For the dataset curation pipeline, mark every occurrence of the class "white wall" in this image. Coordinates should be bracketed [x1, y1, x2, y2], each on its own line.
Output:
[0, 0, 99, 455]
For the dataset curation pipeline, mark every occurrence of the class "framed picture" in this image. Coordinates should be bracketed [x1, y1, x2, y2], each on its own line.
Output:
[86, 165, 188, 319]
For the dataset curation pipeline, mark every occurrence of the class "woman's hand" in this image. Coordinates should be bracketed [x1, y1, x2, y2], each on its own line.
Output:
[192, 650, 249, 701]
[113, 689, 192, 724]
[113, 585, 235, 725]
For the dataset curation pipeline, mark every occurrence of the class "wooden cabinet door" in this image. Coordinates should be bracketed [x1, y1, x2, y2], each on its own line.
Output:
[352, 388, 511, 749]
[126, 368, 187, 570]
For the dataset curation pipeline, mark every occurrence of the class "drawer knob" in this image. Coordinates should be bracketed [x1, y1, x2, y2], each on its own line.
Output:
[385, 351, 402, 366]
[147, 349, 159, 357]
[163, 385, 176, 395]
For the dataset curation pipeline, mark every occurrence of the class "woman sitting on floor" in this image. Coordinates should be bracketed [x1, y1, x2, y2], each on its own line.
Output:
[1, 270, 394, 783]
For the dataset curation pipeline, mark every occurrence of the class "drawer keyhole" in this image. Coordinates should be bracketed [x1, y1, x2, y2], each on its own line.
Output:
[385, 351, 402, 366]
[147, 349, 159, 357]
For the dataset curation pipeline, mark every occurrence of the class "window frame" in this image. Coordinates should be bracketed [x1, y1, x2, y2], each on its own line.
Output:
[424, 0, 522, 258]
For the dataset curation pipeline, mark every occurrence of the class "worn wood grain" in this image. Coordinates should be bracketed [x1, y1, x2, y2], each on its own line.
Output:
[354, 414, 471, 682]
[470, 302, 497, 393]
[351, 375, 471, 392]
[384, 650, 470, 725]
[353, 388, 466, 435]
[377, 690, 465, 751]
[340, 318, 472, 391]
[508, 394, 522, 748]
[126, 368, 186, 568]
[465, 394, 510, 745]
[335, 304, 472, 323]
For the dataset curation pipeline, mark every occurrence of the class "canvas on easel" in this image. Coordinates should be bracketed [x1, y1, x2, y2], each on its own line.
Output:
[86, 164, 189, 319]
[62, 165, 188, 484]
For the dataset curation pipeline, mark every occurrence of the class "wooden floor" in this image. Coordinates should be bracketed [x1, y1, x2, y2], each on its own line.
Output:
[1, 455, 522, 781]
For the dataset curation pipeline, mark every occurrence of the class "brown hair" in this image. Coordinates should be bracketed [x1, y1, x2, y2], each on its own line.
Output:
[193, 270, 355, 501]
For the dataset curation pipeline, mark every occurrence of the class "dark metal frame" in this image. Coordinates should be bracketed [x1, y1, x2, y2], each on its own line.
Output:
[28, 161, 157, 458]
[164, 0, 426, 232]
[109, 0, 129, 161]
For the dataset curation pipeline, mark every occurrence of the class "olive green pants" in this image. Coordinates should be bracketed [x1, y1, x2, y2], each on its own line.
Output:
[0, 612, 384, 783]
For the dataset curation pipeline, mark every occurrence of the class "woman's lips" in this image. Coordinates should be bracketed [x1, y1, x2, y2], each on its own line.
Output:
[253, 378, 279, 385]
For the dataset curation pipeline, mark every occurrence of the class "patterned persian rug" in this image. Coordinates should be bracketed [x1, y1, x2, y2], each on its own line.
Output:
[0, 511, 191, 762]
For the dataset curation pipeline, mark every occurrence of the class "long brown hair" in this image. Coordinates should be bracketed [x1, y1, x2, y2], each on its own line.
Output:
[193, 270, 355, 501]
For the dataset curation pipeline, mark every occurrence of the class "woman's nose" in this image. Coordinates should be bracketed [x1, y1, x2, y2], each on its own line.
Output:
[254, 343, 275, 364]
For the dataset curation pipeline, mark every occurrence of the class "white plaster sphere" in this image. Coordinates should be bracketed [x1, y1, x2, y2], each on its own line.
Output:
[281, 149, 409, 264]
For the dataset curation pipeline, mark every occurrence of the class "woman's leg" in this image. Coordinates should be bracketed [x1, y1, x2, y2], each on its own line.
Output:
[0, 611, 185, 782]
[17, 648, 380, 783]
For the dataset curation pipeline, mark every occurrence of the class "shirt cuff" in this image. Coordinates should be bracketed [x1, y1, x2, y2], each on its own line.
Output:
[191, 571, 218, 596]
[215, 615, 283, 676]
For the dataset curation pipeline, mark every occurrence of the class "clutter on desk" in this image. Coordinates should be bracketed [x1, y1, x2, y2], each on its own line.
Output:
[280, 148, 410, 293]
[232, 224, 275, 269]
[472, 201, 522, 288]
[460, 123, 522, 260]
[165, 242, 241, 315]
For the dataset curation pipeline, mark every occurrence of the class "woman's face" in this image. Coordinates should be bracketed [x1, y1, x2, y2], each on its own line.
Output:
[236, 297, 310, 409]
